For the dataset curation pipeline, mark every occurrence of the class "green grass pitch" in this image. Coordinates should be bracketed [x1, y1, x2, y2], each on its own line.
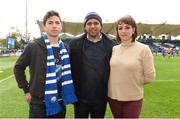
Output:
[0, 55, 180, 118]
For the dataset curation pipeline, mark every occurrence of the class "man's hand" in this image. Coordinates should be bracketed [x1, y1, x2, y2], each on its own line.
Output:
[24, 92, 31, 104]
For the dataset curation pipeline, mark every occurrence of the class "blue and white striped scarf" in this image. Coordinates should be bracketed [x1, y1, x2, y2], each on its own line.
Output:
[43, 35, 77, 116]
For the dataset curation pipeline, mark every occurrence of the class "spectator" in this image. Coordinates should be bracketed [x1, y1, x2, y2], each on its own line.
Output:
[69, 12, 117, 118]
[14, 10, 77, 118]
[108, 15, 155, 118]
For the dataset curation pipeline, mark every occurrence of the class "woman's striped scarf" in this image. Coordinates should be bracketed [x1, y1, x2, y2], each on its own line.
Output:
[43, 35, 77, 116]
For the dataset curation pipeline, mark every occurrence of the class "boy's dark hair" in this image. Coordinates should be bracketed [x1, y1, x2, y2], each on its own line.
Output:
[43, 10, 61, 26]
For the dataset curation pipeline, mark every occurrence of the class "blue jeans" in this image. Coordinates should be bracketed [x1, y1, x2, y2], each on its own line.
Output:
[29, 101, 66, 118]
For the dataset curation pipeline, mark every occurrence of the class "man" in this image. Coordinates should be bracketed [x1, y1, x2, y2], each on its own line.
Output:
[14, 10, 77, 118]
[69, 12, 117, 118]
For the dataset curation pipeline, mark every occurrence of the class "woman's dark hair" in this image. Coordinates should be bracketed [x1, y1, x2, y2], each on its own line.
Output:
[116, 15, 138, 43]
[43, 10, 61, 26]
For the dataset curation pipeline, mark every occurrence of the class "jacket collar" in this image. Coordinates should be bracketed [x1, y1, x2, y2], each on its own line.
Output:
[33, 36, 46, 49]
[34, 36, 61, 50]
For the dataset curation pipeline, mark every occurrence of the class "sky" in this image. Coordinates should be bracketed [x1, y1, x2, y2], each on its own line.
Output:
[0, 0, 180, 38]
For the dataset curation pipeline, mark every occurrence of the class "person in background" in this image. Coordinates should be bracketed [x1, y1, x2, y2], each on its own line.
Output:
[175, 46, 179, 56]
[108, 15, 155, 118]
[14, 10, 77, 118]
[69, 12, 117, 118]
[161, 47, 166, 57]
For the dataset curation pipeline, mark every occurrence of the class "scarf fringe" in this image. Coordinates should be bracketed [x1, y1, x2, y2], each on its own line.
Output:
[46, 102, 62, 116]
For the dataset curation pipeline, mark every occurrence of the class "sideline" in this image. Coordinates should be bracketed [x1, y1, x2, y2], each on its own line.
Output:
[0, 75, 14, 84]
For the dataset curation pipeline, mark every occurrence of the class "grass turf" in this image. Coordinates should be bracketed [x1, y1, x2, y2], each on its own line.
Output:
[0, 55, 180, 118]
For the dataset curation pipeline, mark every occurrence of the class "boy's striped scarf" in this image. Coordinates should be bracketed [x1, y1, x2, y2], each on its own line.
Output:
[43, 35, 77, 116]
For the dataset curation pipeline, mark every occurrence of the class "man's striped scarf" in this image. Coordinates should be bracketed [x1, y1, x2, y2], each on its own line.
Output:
[43, 35, 77, 116]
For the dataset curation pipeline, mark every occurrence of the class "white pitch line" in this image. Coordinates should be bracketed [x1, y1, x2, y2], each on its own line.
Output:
[0, 75, 179, 84]
[155, 80, 180, 82]
[0, 75, 14, 84]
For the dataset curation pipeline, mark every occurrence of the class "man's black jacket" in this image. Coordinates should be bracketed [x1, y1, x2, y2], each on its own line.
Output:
[69, 33, 117, 103]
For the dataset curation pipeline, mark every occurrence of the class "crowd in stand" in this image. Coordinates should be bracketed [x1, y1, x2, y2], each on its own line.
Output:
[137, 35, 180, 57]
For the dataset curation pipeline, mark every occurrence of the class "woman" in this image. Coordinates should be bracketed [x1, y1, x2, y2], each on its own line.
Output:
[108, 15, 155, 118]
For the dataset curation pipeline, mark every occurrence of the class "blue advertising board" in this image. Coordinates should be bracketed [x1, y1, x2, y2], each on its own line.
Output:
[7, 37, 15, 49]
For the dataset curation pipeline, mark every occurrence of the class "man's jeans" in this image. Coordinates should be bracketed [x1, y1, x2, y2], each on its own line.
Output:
[29, 101, 66, 118]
